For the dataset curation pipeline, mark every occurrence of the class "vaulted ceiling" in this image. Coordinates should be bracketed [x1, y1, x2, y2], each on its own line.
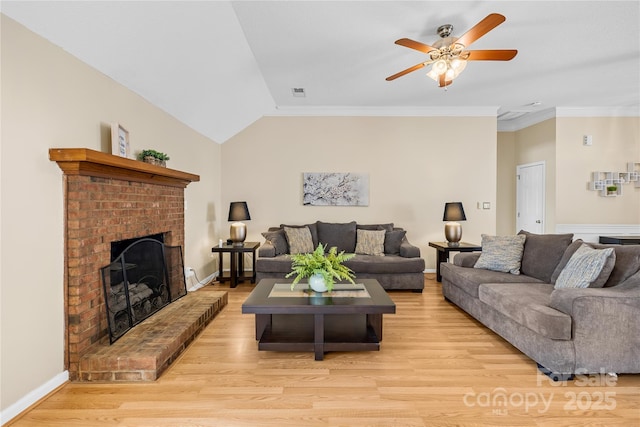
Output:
[3, 1, 639, 143]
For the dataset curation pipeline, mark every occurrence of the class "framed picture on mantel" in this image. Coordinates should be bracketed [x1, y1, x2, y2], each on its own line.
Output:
[111, 122, 130, 158]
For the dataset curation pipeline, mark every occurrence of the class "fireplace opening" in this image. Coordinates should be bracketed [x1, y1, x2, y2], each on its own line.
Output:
[101, 237, 187, 343]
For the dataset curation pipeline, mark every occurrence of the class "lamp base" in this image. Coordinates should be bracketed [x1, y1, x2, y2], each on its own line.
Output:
[444, 222, 462, 247]
[230, 222, 247, 246]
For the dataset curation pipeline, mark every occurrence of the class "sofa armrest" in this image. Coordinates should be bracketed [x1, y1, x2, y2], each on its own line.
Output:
[549, 282, 640, 317]
[399, 241, 420, 258]
[550, 282, 640, 372]
[454, 252, 481, 267]
[258, 241, 277, 258]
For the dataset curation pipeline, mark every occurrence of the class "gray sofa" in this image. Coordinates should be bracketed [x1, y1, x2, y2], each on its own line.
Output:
[440, 231, 640, 377]
[255, 221, 425, 292]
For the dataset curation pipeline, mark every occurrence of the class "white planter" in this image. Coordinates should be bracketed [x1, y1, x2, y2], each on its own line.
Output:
[308, 273, 328, 292]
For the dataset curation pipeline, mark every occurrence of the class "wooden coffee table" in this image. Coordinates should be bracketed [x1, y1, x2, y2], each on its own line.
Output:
[242, 279, 396, 360]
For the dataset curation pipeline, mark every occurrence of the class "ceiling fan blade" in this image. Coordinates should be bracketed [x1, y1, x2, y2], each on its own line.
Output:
[454, 13, 506, 49]
[438, 74, 453, 87]
[395, 38, 437, 54]
[386, 62, 428, 81]
[465, 49, 518, 61]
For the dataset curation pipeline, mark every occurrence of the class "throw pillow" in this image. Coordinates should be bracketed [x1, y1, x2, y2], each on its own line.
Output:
[474, 234, 526, 275]
[316, 221, 357, 253]
[518, 230, 573, 282]
[354, 229, 386, 256]
[554, 243, 616, 289]
[283, 226, 314, 255]
[281, 223, 319, 247]
[261, 229, 288, 255]
[384, 230, 406, 255]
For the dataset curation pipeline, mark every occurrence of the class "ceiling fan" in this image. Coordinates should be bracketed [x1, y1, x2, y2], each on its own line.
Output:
[386, 13, 517, 87]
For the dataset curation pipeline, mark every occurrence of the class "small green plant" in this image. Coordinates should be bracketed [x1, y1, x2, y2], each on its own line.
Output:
[138, 149, 170, 161]
[606, 185, 617, 192]
[286, 243, 356, 291]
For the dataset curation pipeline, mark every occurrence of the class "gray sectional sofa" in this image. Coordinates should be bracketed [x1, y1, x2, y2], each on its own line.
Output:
[440, 231, 640, 377]
[255, 221, 425, 292]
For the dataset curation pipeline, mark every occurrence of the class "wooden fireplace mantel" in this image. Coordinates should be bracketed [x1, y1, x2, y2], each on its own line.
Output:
[49, 148, 200, 188]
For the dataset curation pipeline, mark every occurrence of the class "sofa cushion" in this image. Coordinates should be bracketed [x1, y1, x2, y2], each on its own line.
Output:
[357, 223, 394, 232]
[440, 263, 543, 298]
[518, 230, 573, 282]
[317, 221, 357, 253]
[255, 255, 293, 273]
[479, 282, 572, 340]
[344, 254, 425, 274]
[261, 229, 288, 255]
[257, 254, 424, 275]
[384, 230, 406, 255]
[355, 229, 386, 256]
[554, 243, 616, 289]
[474, 234, 526, 274]
[283, 226, 314, 254]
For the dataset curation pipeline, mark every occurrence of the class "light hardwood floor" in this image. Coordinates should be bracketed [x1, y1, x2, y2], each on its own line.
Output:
[8, 275, 640, 426]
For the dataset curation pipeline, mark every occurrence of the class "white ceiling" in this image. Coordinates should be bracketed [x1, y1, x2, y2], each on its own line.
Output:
[2, 1, 639, 143]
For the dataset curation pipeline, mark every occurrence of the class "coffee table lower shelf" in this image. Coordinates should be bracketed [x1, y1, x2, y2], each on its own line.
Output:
[255, 313, 382, 360]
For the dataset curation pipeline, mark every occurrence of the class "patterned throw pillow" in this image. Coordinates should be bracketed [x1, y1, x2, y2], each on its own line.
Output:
[283, 226, 314, 254]
[474, 234, 526, 275]
[355, 229, 386, 256]
[554, 243, 616, 289]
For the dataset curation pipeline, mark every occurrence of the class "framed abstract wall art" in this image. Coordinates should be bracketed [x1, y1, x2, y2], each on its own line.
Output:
[303, 172, 369, 206]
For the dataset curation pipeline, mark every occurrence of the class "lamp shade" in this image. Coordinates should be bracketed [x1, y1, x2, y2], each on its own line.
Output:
[443, 202, 466, 222]
[228, 202, 250, 222]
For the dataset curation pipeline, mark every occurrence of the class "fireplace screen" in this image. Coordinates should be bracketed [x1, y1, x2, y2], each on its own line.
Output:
[101, 238, 187, 343]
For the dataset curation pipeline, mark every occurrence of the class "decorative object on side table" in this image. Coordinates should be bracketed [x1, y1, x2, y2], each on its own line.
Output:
[138, 149, 170, 167]
[286, 243, 356, 292]
[443, 202, 466, 247]
[228, 201, 251, 246]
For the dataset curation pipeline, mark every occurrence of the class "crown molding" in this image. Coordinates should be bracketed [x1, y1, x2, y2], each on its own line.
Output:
[497, 108, 557, 132]
[268, 105, 499, 117]
[555, 106, 640, 117]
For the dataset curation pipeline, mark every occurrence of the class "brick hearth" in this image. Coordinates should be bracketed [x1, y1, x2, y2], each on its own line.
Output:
[50, 149, 218, 382]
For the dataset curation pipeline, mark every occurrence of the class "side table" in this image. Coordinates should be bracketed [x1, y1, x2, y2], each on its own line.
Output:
[211, 241, 260, 288]
[429, 241, 482, 282]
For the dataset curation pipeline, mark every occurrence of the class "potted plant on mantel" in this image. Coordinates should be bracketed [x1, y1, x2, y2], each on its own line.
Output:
[138, 149, 170, 167]
[286, 243, 356, 292]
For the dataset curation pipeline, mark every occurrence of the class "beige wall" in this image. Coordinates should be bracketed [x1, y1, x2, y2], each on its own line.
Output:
[222, 115, 498, 269]
[555, 117, 640, 224]
[1, 16, 221, 413]
[513, 118, 557, 233]
[497, 131, 517, 234]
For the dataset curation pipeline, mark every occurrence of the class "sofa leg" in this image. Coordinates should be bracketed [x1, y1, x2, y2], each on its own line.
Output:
[412, 289, 423, 293]
[537, 363, 574, 382]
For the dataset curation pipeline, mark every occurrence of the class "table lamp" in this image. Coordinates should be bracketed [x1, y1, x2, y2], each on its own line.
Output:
[443, 202, 466, 247]
[228, 201, 251, 246]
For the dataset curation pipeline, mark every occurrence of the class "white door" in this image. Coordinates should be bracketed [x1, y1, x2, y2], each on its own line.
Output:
[516, 162, 545, 233]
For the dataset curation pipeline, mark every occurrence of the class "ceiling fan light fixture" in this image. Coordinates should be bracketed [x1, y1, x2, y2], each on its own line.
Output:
[427, 57, 467, 84]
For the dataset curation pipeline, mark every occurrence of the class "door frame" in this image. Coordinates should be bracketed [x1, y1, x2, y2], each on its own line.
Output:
[516, 161, 546, 233]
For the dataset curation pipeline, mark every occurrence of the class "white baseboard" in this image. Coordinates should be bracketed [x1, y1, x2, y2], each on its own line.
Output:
[1, 371, 69, 425]
[555, 224, 640, 243]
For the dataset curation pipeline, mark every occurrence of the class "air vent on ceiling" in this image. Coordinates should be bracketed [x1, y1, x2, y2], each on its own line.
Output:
[291, 88, 306, 97]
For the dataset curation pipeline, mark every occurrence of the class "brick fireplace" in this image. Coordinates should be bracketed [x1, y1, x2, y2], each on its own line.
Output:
[50, 148, 222, 381]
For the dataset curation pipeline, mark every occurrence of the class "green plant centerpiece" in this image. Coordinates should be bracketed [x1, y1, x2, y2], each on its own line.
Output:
[286, 243, 356, 292]
[138, 149, 170, 166]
